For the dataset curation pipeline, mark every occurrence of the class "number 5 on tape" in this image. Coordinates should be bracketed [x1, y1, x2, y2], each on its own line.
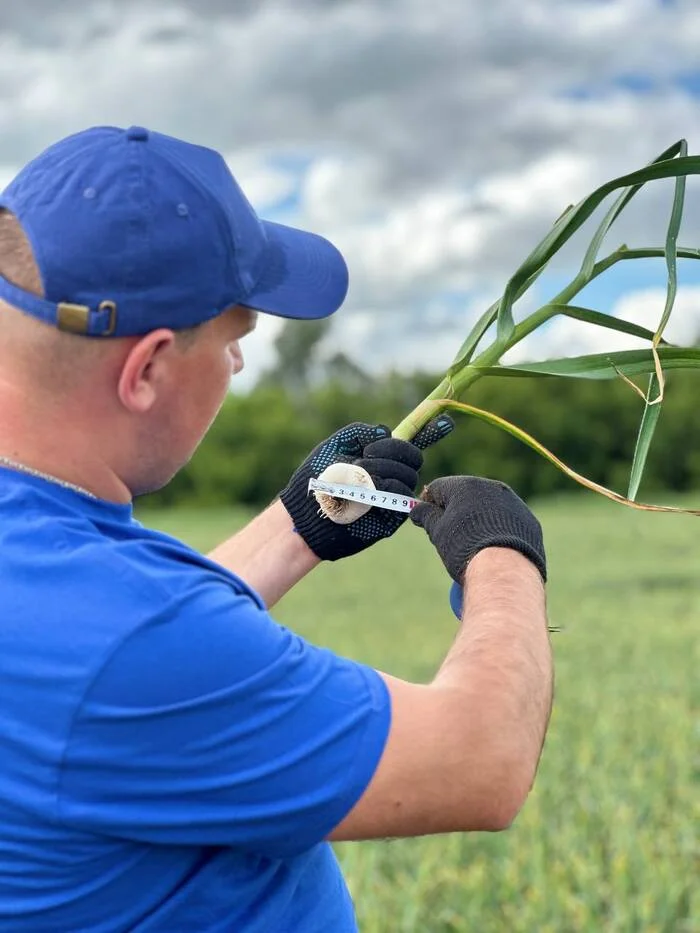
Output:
[308, 478, 418, 513]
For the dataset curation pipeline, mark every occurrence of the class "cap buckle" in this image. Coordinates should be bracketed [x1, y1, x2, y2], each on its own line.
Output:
[98, 300, 117, 336]
[56, 302, 90, 334]
[56, 300, 117, 337]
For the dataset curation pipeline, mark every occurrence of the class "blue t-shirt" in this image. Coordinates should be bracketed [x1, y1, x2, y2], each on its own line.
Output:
[0, 467, 391, 932]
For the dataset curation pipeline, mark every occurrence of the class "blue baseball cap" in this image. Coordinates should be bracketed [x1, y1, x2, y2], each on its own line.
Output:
[0, 125, 349, 337]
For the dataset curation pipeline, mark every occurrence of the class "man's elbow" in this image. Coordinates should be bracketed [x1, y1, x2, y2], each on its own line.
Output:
[469, 793, 525, 833]
[482, 789, 528, 832]
[458, 756, 540, 833]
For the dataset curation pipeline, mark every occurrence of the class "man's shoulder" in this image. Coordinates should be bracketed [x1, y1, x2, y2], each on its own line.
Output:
[103, 518, 264, 608]
[0, 486, 265, 649]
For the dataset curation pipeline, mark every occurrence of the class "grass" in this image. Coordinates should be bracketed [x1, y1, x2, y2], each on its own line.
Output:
[140, 494, 700, 933]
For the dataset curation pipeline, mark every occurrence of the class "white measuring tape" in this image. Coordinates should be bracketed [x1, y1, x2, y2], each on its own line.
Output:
[308, 478, 418, 513]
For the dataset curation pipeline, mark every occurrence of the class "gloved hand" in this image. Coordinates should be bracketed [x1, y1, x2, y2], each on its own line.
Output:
[410, 476, 547, 584]
[280, 418, 454, 560]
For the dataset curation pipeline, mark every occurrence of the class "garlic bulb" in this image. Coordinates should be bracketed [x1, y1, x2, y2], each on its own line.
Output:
[314, 462, 375, 524]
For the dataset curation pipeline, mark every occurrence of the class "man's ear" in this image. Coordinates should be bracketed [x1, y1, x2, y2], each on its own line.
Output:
[117, 329, 177, 414]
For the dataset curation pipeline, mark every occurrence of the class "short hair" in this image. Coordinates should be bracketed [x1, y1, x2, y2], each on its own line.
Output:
[0, 209, 43, 296]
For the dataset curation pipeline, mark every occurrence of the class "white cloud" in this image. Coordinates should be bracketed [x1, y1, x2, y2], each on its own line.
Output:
[0, 166, 18, 192]
[223, 152, 298, 211]
[507, 285, 700, 364]
[231, 311, 286, 393]
[3, 0, 700, 386]
[476, 151, 596, 218]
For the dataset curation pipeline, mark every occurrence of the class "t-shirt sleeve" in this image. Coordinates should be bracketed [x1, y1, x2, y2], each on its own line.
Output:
[57, 575, 391, 859]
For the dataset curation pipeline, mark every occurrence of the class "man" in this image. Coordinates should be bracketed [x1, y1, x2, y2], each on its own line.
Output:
[0, 126, 552, 932]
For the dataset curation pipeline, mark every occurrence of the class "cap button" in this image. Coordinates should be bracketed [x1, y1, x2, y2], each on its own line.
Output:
[126, 126, 149, 142]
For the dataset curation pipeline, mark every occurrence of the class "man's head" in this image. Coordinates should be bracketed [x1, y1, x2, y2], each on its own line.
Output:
[0, 126, 348, 500]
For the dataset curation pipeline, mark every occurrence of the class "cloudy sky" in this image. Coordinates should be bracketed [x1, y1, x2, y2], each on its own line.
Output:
[3, 0, 700, 388]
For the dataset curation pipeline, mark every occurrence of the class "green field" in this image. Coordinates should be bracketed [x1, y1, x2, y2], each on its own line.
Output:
[141, 494, 700, 933]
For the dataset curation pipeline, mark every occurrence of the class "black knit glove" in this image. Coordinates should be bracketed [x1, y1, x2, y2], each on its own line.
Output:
[280, 418, 454, 561]
[410, 476, 547, 583]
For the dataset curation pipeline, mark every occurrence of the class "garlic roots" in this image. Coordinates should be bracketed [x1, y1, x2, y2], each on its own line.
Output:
[314, 462, 375, 524]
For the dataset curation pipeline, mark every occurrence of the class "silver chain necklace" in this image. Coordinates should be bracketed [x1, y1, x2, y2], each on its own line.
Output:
[0, 455, 98, 499]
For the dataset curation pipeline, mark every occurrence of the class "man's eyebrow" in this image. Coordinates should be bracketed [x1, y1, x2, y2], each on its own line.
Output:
[244, 310, 258, 334]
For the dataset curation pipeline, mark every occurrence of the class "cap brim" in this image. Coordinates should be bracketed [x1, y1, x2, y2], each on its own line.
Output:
[241, 220, 349, 320]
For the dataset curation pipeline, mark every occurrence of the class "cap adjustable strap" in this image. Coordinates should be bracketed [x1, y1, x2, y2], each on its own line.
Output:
[0, 274, 117, 336]
[56, 300, 117, 336]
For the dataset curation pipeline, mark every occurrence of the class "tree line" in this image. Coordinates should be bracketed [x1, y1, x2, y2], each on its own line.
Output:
[142, 364, 700, 509]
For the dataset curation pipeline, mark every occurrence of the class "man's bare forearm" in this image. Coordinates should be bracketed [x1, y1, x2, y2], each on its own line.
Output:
[207, 500, 320, 607]
[431, 547, 553, 827]
[329, 546, 553, 841]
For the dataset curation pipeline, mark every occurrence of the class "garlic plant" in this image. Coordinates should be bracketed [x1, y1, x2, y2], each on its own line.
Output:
[391, 139, 700, 516]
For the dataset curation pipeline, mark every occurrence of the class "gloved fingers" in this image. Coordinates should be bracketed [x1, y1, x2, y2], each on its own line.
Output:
[428, 475, 520, 511]
[419, 476, 459, 509]
[420, 475, 486, 509]
[411, 415, 455, 451]
[332, 423, 390, 459]
[361, 437, 423, 470]
[356, 457, 418, 490]
[409, 500, 441, 534]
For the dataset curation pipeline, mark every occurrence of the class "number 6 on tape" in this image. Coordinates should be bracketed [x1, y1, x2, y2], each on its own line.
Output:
[308, 478, 418, 513]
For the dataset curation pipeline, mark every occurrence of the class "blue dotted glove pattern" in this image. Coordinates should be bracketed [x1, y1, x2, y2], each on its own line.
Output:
[308, 423, 387, 475]
[280, 417, 454, 561]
